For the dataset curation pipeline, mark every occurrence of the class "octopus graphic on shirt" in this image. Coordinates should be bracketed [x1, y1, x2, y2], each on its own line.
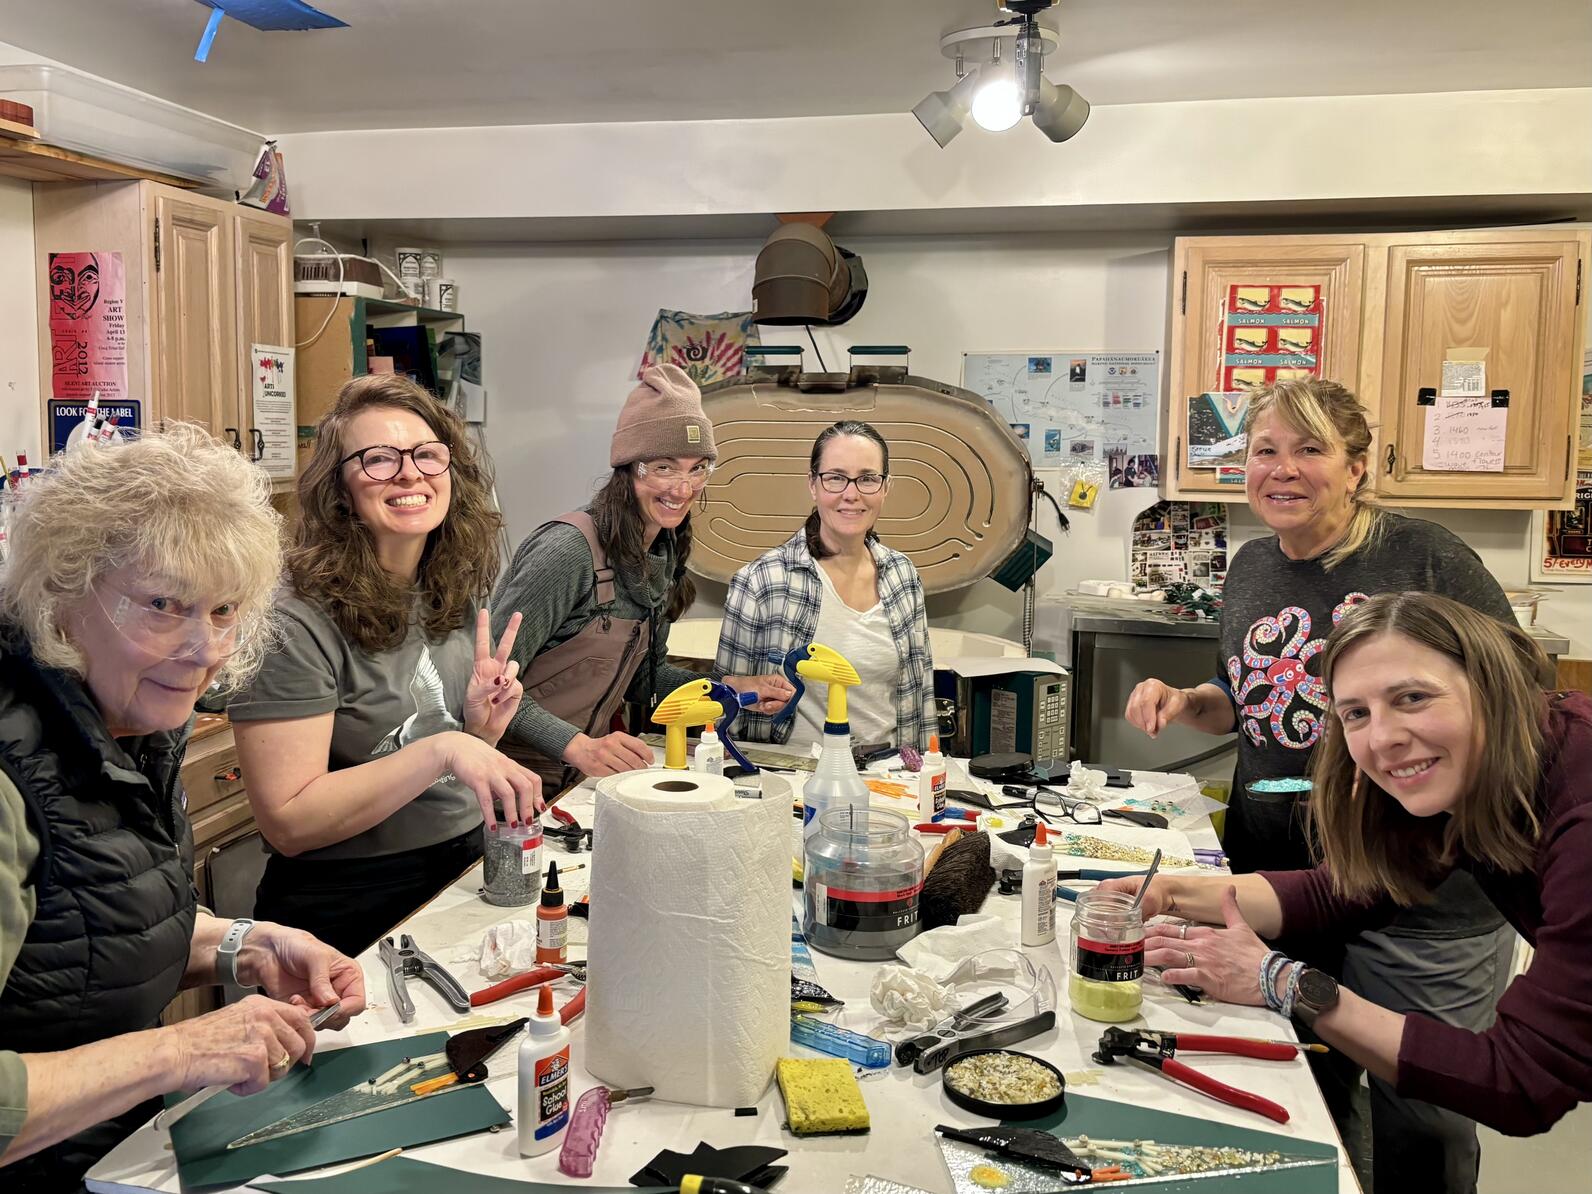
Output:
[1226, 593, 1369, 749]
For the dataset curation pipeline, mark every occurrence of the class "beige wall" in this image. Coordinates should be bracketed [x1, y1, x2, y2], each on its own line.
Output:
[0, 176, 39, 468]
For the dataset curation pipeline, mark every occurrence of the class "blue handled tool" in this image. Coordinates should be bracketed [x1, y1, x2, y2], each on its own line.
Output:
[706, 680, 759, 774]
[768, 646, 807, 733]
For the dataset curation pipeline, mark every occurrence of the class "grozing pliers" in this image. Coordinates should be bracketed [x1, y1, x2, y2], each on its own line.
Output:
[378, 933, 470, 1023]
[1092, 1027, 1295, 1123]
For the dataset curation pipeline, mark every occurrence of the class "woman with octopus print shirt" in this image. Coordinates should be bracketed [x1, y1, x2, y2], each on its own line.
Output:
[1125, 380, 1516, 1194]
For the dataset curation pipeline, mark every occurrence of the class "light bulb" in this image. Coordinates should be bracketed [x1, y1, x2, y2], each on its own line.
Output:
[970, 72, 1022, 132]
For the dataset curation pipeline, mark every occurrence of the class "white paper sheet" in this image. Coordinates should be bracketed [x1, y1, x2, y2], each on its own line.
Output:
[251, 344, 296, 481]
[1422, 395, 1507, 472]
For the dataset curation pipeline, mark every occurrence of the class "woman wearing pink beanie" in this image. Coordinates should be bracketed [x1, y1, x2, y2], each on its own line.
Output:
[489, 365, 794, 795]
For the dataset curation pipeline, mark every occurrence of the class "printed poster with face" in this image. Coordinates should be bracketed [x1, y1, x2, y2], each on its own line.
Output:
[1219, 284, 1322, 393]
[49, 251, 128, 402]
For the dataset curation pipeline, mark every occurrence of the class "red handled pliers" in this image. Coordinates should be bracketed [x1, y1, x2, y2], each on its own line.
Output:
[543, 805, 591, 852]
[1093, 1027, 1294, 1123]
[470, 961, 587, 1023]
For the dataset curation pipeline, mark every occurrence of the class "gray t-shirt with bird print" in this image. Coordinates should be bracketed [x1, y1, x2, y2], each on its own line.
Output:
[229, 592, 481, 860]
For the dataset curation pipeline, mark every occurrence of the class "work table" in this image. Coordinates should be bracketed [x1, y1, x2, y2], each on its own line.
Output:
[90, 759, 1359, 1194]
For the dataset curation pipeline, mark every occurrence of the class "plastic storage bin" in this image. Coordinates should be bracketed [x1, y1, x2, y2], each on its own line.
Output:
[0, 63, 262, 192]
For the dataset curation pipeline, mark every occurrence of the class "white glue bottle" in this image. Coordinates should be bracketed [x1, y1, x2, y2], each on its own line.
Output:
[517, 985, 572, 1156]
[916, 735, 947, 823]
[693, 725, 725, 775]
[1021, 822, 1057, 946]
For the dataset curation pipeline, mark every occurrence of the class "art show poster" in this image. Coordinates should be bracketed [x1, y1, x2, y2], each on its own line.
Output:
[49, 251, 128, 402]
[1219, 284, 1322, 392]
[252, 345, 297, 482]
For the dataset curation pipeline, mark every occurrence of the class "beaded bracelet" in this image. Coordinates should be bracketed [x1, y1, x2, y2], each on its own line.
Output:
[1259, 950, 1289, 1013]
[1281, 960, 1305, 1019]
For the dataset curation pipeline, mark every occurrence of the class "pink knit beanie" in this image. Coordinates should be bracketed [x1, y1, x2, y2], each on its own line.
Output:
[610, 364, 718, 467]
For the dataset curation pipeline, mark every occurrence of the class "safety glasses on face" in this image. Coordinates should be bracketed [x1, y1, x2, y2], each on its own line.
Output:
[338, 441, 452, 482]
[95, 585, 245, 661]
[815, 470, 888, 495]
[634, 459, 715, 489]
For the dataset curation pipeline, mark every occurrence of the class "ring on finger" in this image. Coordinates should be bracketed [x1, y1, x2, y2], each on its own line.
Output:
[271, 1051, 291, 1072]
[1184, 951, 1196, 970]
[1177, 922, 1189, 940]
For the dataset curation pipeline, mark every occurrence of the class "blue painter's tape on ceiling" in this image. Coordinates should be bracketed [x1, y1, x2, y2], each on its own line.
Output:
[196, 0, 348, 31]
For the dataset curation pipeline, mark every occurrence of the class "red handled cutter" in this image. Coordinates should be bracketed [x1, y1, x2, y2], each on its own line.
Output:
[1093, 1027, 1294, 1123]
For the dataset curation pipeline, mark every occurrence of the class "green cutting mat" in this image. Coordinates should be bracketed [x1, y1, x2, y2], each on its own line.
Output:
[250, 1156, 675, 1194]
[1018, 1090, 1340, 1192]
[171, 1032, 510, 1188]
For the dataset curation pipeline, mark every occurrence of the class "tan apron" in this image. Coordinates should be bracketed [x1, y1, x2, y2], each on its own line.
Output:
[501, 512, 652, 800]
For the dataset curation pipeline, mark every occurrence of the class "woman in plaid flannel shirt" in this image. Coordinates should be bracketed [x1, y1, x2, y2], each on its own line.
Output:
[714, 421, 936, 751]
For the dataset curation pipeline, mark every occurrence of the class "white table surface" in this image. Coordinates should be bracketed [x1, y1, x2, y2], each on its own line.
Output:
[90, 757, 1358, 1193]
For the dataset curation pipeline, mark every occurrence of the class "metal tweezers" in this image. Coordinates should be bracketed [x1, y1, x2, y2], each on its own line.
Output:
[378, 933, 470, 1023]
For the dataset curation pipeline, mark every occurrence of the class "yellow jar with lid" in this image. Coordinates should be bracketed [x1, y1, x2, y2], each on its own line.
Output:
[1067, 888, 1144, 1023]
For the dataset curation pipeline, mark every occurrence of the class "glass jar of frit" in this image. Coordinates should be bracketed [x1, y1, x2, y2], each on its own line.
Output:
[1068, 888, 1144, 1023]
[803, 806, 924, 961]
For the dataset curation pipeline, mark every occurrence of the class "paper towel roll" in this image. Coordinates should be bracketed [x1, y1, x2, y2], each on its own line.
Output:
[585, 769, 789, 1108]
[608, 770, 738, 812]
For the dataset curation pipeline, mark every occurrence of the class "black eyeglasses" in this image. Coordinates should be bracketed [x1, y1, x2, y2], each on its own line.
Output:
[815, 470, 887, 495]
[339, 441, 452, 481]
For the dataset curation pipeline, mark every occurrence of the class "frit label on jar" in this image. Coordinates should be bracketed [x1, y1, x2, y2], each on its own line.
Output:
[813, 881, 922, 933]
[534, 1047, 570, 1140]
[520, 833, 543, 876]
[1076, 935, 1144, 983]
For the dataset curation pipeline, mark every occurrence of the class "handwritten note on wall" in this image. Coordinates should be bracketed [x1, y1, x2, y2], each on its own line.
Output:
[1423, 396, 1507, 472]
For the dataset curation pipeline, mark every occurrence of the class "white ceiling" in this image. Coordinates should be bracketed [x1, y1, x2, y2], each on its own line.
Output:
[0, 0, 1588, 134]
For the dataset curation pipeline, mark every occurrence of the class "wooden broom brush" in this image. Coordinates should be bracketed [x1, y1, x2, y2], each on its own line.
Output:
[920, 829, 996, 930]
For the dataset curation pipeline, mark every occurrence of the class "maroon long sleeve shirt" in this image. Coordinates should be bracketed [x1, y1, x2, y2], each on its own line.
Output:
[1262, 691, 1592, 1136]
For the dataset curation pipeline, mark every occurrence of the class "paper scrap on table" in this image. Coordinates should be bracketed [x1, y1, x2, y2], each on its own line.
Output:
[1423, 395, 1507, 472]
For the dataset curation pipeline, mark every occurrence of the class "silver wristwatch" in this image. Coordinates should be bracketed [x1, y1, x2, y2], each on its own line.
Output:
[215, 918, 255, 987]
[1293, 965, 1340, 1027]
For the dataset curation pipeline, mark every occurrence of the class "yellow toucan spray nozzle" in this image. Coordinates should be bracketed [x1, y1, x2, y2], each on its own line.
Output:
[650, 678, 725, 770]
[795, 643, 862, 727]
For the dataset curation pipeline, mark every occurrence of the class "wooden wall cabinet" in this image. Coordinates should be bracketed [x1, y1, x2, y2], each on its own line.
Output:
[32, 180, 295, 487]
[1163, 228, 1590, 509]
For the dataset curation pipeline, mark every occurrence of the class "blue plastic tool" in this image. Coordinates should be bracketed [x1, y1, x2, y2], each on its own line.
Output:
[790, 1015, 891, 1068]
[705, 681, 759, 774]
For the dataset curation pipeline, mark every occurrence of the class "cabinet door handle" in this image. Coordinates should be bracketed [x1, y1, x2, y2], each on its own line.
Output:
[249, 428, 265, 462]
[224, 427, 242, 451]
[1385, 443, 1397, 474]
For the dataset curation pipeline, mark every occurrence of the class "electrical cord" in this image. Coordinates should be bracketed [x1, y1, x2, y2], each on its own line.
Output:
[804, 325, 828, 372]
[293, 236, 344, 349]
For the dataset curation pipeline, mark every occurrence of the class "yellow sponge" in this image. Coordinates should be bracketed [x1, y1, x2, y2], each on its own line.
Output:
[775, 1057, 870, 1136]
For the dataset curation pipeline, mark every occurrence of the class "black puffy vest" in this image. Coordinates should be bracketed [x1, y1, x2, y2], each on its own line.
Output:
[0, 630, 197, 1191]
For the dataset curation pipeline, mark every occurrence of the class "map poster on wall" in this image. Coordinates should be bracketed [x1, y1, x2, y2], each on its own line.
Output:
[1531, 470, 1592, 584]
[48, 251, 129, 402]
[1219, 284, 1322, 392]
[962, 350, 1160, 484]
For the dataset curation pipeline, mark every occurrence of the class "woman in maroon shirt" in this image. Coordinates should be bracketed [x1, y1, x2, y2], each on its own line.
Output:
[1112, 591, 1592, 1136]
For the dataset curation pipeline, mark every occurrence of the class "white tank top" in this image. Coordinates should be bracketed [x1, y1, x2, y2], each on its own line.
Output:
[786, 562, 900, 753]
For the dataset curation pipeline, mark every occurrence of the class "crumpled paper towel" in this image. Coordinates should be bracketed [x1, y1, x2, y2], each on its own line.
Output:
[585, 770, 790, 1108]
[894, 912, 1010, 982]
[1067, 759, 1109, 799]
[477, 919, 537, 978]
[870, 964, 953, 1033]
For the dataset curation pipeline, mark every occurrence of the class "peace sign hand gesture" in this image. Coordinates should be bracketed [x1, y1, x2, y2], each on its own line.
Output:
[464, 609, 523, 747]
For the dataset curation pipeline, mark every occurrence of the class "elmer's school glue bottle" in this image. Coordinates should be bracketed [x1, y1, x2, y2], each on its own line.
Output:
[917, 736, 947, 822]
[518, 985, 571, 1156]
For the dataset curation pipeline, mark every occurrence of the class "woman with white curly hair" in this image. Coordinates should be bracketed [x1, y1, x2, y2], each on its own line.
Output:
[0, 426, 365, 1192]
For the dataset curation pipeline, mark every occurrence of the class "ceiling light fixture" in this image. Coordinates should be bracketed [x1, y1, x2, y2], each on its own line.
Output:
[913, 0, 1089, 148]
